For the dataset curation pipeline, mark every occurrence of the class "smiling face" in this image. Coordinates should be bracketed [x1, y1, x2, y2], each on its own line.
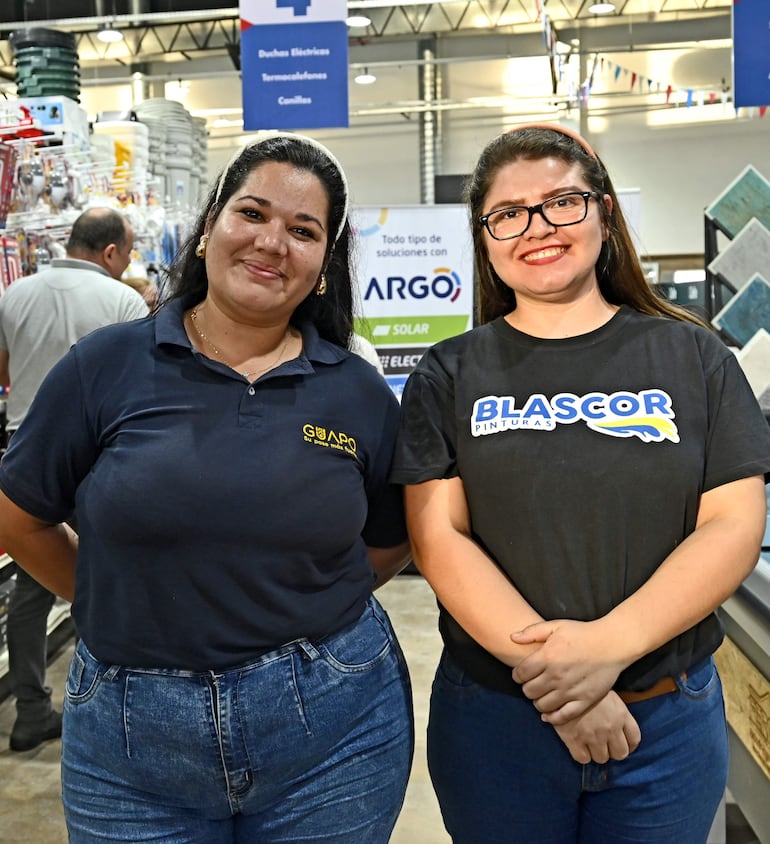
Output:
[482, 156, 611, 309]
[203, 161, 330, 325]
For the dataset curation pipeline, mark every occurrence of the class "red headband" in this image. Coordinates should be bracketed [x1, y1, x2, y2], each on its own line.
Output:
[505, 122, 598, 159]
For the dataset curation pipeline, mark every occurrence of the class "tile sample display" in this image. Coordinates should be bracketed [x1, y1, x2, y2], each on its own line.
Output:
[735, 328, 770, 398]
[712, 274, 770, 346]
[706, 165, 770, 238]
[708, 218, 770, 291]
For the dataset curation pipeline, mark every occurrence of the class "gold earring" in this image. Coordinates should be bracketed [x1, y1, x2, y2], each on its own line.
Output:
[316, 274, 327, 296]
[195, 235, 208, 259]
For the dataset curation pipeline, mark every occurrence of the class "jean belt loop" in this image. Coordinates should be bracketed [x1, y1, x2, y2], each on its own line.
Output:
[298, 640, 321, 661]
[103, 665, 122, 681]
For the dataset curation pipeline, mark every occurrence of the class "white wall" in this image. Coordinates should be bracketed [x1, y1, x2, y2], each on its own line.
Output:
[592, 117, 770, 257]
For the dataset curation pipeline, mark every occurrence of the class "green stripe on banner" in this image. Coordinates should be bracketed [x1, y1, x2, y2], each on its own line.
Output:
[354, 315, 470, 345]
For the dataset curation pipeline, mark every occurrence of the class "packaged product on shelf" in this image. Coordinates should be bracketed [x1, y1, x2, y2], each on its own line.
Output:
[0, 142, 18, 229]
[0, 237, 22, 290]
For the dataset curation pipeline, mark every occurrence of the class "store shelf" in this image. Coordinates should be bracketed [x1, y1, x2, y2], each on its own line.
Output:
[716, 556, 770, 844]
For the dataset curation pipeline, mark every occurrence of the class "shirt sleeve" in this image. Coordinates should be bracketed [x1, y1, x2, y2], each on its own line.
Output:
[0, 346, 98, 523]
[703, 348, 770, 491]
[390, 352, 460, 485]
[122, 290, 151, 322]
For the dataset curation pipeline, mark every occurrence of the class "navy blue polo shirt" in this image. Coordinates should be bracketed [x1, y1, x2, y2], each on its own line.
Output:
[0, 297, 406, 670]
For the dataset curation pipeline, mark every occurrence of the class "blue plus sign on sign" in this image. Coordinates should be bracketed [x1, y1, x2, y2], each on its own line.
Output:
[276, 0, 312, 15]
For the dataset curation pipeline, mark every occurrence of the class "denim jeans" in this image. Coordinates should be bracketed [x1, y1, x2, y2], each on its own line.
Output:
[62, 596, 414, 843]
[428, 649, 727, 844]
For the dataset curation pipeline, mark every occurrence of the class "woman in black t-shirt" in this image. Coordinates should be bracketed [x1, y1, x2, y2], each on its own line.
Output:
[393, 124, 770, 843]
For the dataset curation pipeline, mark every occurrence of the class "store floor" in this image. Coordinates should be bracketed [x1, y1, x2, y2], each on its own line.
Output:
[0, 575, 761, 843]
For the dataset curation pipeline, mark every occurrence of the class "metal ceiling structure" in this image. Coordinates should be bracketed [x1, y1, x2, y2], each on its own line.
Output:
[0, 1, 736, 137]
[0, 1, 732, 80]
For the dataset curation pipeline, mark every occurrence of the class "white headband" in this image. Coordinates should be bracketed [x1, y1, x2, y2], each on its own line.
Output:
[213, 131, 349, 242]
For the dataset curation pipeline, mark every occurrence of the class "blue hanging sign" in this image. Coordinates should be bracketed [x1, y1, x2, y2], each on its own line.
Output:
[733, 0, 770, 108]
[239, 0, 349, 130]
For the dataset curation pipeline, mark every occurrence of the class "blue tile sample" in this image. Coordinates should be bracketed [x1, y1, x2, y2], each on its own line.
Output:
[712, 274, 770, 346]
[706, 165, 770, 238]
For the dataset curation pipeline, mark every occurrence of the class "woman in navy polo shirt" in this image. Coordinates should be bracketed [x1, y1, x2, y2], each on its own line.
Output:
[0, 134, 413, 843]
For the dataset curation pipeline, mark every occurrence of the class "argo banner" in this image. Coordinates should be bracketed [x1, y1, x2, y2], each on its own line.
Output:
[353, 205, 474, 399]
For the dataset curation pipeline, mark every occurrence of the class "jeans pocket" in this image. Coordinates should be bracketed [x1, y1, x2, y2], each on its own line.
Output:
[678, 656, 720, 700]
[65, 642, 107, 704]
[316, 599, 393, 674]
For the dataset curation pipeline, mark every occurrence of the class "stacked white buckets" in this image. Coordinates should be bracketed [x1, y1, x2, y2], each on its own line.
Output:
[91, 117, 150, 200]
[90, 100, 208, 214]
[134, 98, 203, 212]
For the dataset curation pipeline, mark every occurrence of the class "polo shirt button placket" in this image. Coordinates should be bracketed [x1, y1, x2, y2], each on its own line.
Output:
[248, 386, 256, 396]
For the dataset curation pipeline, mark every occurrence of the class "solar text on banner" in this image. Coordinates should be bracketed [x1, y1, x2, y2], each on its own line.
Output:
[239, 0, 349, 130]
[732, 0, 770, 108]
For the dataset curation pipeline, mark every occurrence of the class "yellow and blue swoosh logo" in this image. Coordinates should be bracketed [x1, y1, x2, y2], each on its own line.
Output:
[588, 416, 679, 443]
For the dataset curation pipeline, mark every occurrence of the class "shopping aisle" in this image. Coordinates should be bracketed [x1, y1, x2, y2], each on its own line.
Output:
[0, 575, 760, 843]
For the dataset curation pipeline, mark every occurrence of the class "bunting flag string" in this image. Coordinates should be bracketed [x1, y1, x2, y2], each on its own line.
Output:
[593, 56, 764, 118]
[534, 15, 764, 119]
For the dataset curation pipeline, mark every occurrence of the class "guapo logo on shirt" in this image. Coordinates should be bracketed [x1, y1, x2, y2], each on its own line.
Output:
[303, 423, 358, 457]
[471, 389, 679, 443]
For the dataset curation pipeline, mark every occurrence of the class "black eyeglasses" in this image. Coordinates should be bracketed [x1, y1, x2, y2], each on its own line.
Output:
[479, 191, 602, 240]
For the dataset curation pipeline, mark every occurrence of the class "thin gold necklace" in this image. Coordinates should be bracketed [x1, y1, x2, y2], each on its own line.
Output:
[189, 307, 291, 380]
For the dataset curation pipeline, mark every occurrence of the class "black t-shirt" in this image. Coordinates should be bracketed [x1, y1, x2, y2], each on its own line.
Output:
[392, 307, 770, 693]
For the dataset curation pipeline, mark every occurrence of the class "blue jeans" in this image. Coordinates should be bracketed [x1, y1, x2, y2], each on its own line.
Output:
[428, 649, 727, 844]
[62, 596, 414, 843]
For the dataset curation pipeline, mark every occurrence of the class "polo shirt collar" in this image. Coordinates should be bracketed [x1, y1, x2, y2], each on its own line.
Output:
[51, 257, 112, 279]
[155, 295, 347, 367]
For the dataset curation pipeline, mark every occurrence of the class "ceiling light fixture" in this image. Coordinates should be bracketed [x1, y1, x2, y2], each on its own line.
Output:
[166, 79, 190, 101]
[346, 15, 372, 27]
[96, 24, 124, 43]
[354, 67, 377, 85]
[587, 2, 616, 13]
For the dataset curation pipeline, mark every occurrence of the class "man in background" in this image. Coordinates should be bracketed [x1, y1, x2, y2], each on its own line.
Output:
[0, 206, 148, 752]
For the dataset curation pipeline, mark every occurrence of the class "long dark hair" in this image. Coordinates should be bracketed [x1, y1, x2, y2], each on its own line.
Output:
[165, 134, 354, 347]
[465, 126, 706, 327]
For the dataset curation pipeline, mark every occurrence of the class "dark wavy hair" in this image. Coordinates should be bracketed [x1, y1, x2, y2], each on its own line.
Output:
[465, 126, 706, 327]
[164, 135, 354, 347]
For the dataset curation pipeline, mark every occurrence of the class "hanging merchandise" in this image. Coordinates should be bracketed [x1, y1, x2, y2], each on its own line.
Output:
[0, 235, 22, 290]
[0, 142, 18, 229]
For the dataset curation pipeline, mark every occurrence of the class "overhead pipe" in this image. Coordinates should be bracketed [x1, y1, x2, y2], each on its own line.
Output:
[0, 8, 241, 34]
[418, 38, 438, 205]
